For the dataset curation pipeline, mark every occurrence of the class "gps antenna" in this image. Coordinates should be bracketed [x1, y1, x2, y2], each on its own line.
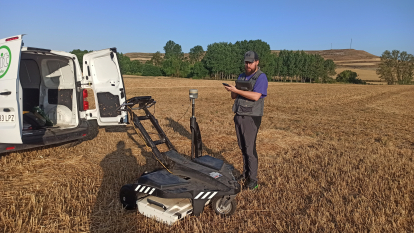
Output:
[189, 89, 202, 159]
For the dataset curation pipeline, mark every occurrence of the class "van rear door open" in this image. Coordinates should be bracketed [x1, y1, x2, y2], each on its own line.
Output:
[0, 35, 24, 144]
[83, 49, 128, 126]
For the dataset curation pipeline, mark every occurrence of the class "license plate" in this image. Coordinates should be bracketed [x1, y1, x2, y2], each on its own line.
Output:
[0, 114, 15, 122]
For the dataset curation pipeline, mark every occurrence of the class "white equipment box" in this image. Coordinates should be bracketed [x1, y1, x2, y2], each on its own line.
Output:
[137, 196, 193, 225]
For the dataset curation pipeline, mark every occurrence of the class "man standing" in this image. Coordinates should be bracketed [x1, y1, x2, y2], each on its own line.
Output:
[224, 51, 268, 190]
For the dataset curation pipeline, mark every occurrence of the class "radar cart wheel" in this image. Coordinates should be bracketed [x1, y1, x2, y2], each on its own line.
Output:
[211, 196, 237, 216]
[119, 184, 137, 210]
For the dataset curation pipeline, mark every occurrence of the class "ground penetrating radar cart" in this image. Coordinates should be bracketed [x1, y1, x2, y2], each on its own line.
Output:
[118, 91, 240, 225]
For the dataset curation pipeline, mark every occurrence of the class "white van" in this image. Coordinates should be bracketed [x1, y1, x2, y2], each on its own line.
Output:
[0, 35, 128, 153]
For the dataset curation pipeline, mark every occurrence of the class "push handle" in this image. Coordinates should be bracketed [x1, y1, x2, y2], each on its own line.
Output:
[0, 91, 12, 96]
[147, 198, 167, 211]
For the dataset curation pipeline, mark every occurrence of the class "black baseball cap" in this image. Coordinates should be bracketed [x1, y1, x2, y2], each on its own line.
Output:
[244, 51, 259, 62]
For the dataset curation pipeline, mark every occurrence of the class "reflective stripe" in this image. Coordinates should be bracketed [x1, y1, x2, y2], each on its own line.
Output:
[194, 192, 204, 199]
[149, 188, 155, 195]
[201, 192, 211, 199]
[139, 186, 146, 192]
[135, 185, 141, 191]
[144, 187, 151, 193]
[209, 192, 218, 199]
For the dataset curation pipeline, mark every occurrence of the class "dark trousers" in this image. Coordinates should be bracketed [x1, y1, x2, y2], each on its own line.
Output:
[234, 115, 262, 182]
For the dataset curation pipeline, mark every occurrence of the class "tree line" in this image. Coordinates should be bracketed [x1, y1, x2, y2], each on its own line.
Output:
[376, 50, 414, 85]
[69, 40, 336, 83]
[190, 40, 338, 83]
[69, 42, 414, 85]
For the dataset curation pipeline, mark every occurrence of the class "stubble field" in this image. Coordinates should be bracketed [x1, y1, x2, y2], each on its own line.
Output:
[1, 77, 413, 232]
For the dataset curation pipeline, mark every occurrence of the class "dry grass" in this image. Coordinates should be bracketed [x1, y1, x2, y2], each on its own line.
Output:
[1, 77, 413, 232]
[335, 58, 381, 63]
[271, 49, 379, 62]
[339, 63, 378, 66]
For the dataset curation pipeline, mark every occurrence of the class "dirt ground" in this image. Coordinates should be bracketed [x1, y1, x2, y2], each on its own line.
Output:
[1, 77, 413, 232]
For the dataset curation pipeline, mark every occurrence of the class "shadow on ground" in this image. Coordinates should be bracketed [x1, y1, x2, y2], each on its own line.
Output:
[89, 135, 159, 232]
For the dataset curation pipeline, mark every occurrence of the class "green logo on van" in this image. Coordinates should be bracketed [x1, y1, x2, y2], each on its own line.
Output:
[0, 46, 12, 79]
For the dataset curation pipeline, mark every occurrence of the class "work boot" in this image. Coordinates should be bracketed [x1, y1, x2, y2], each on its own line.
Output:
[245, 179, 259, 190]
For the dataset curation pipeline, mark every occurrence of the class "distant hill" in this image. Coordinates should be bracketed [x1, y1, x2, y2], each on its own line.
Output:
[125, 49, 381, 82]
[124, 52, 158, 63]
[272, 49, 378, 61]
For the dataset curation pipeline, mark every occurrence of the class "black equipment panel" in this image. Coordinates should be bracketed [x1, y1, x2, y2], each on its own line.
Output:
[235, 80, 253, 91]
[97, 92, 121, 117]
[193, 155, 224, 171]
[48, 89, 73, 110]
[139, 170, 189, 189]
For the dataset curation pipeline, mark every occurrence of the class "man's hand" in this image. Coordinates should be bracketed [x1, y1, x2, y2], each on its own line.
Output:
[225, 85, 239, 99]
[224, 85, 237, 93]
[224, 84, 262, 101]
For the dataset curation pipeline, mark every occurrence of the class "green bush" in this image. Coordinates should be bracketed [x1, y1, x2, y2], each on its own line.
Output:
[191, 62, 209, 79]
[142, 64, 163, 76]
[320, 76, 336, 83]
[336, 70, 366, 84]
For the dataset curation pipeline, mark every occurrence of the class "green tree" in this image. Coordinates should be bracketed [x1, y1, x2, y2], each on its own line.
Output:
[69, 49, 93, 71]
[376, 50, 414, 85]
[293, 51, 304, 82]
[191, 61, 209, 78]
[142, 63, 162, 76]
[162, 58, 180, 77]
[162, 58, 190, 78]
[321, 59, 337, 83]
[299, 51, 309, 82]
[308, 54, 325, 83]
[117, 52, 132, 74]
[324, 59, 336, 77]
[234, 40, 274, 78]
[189, 45, 204, 64]
[149, 51, 164, 67]
[163, 40, 183, 60]
[336, 70, 365, 84]
[203, 42, 240, 79]
[278, 50, 289, 81]
[271, 53, 282, 81]
[116, 52, 144, 75]
[162, 40, 190, 77]
[287, 50, 296, 82]
[129, 60, 143, 75]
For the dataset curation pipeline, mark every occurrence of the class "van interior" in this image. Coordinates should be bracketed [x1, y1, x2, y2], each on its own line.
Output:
[19, 50, 79, 131]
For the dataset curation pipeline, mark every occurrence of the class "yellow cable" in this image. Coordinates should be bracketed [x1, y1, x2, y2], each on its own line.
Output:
[128, 106, 172, 174]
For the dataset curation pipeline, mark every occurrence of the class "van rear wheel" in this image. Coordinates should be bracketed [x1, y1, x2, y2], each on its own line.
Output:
[84, 120, 99, 141]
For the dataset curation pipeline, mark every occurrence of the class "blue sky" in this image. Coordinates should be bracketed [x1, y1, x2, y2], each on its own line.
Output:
[1, 0, 413, 56]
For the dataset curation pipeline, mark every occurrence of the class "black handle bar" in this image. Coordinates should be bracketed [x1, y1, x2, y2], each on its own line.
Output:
[117, 96, 156, 112]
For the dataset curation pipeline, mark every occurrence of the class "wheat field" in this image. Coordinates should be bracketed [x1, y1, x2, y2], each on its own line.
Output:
[1, 77, 413, 232]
